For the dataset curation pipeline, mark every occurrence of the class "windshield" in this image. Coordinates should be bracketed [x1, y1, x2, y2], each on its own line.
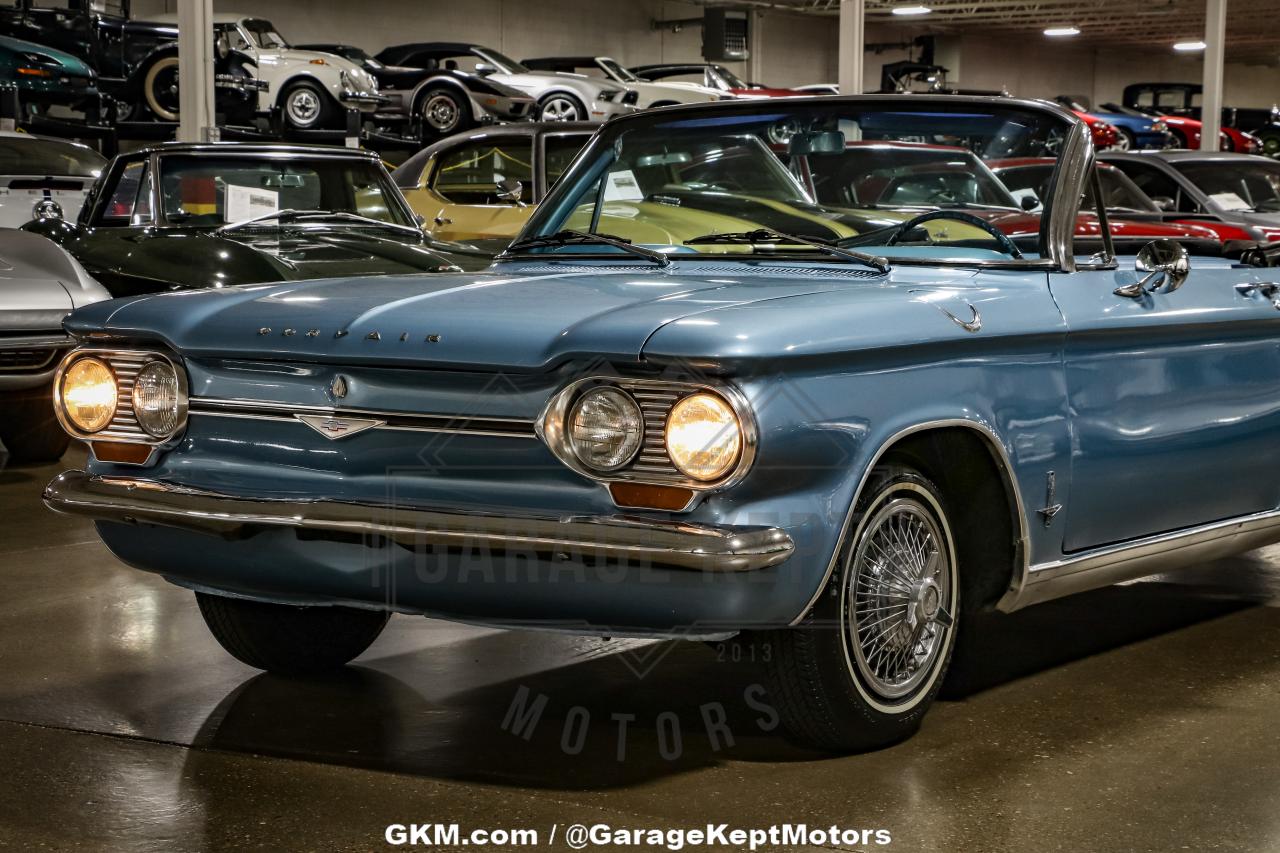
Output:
[475, 47, 530, 75]
[1176, 161, 1280, 213]
[0, 137, 104, 177]
[241, 19, 289, 49]
[599, 58, 639, 83]
[996, 161, 1157, 213]
[711, 65, 748, 89]
[805, 144, 1020, 209]
[524, 101, 1073, 263]
[141, 155, 413, 227]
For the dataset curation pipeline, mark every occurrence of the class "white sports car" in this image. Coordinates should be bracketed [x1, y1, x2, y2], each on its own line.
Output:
[155, 14, 385, 129]
[522, 56, 726, 108]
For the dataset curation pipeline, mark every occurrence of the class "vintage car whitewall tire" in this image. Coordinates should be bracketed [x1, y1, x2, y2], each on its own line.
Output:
[143, 55, 182, 122]
[280, 80, 334, 130]
[537, 93, 587, 122]
[757, 465, 959, 751]
[195, 592, 390, 675]
[0, 386, 70, 463]
[418, 88, 473, 136]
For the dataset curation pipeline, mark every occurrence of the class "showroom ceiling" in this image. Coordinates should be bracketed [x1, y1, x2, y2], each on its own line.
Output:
[723, 0, 1280, 64]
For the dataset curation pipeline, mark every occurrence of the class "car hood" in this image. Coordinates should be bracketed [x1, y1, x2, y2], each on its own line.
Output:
[63, 262, 881, 369]
[68, 228, 455, 295]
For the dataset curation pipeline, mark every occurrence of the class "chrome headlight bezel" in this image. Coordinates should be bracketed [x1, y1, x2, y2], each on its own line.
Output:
[53, 348, 189, 446]
[538, 376, 757, 495]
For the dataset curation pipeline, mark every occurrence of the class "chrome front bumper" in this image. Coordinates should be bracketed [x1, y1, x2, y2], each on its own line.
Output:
[44, 471, 794, 573]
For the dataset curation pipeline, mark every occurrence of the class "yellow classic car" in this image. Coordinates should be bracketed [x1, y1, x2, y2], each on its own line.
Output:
[392, 121, 990, 250]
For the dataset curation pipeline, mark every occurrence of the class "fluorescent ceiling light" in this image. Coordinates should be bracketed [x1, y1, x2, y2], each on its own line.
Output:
[1173, 40, 1207, 51]
[891, 5, 932, 15]
[1044, 26, 1081, 37]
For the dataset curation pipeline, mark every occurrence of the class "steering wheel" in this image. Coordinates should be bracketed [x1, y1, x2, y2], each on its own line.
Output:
[885, 210, 1024, 259]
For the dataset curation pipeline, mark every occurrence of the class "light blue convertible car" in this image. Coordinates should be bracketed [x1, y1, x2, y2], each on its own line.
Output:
[43, 96, 1280, 751]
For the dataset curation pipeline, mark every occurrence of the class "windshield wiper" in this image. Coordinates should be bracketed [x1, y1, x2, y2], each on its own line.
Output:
[685, 228, 890, 273]
[503, 229, 671, 267]
[216, 209, 422, 236]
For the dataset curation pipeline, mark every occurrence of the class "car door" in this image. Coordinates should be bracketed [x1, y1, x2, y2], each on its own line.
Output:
[409, 134, 534, 241]
[1051, 257, 1280, 551]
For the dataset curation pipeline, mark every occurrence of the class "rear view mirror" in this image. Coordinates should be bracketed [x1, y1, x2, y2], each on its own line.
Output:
[788, 131, 846, 156]
[1116, 238, 1190, 297]
[636, 152, 692, 167]
[495, 177, 525, 205]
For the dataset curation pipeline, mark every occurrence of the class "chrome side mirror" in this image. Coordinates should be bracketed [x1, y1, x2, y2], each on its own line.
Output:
[1116, 239, 1190, 297]
[495, 177, 525, 206]
[32, 198, 64, 221]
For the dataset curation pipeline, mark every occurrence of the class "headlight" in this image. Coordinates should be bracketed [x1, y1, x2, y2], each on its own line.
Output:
[665, 393, 742, 482]
[60, 357, 117, 433]
[568, 387, 643, 471]
[131, 361, 182, 438]
[1152, 121, 1168, 133]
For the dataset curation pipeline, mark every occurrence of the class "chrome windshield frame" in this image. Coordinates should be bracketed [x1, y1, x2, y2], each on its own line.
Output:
[519, 94, 1092, 272]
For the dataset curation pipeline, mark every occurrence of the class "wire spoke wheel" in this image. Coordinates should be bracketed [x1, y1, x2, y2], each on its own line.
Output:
[843, 496, 954, 703]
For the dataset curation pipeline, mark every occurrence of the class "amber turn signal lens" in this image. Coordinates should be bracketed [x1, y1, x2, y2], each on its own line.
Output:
[61, 357, 117, 433]
[608, 482, 695, 511]
[665, 393, 742, 482]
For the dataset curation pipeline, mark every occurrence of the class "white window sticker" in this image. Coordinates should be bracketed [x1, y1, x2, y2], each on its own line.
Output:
[1209, 191, 1251, 211]
[225, 184, 279, 222]
[604, 169, 645, 202]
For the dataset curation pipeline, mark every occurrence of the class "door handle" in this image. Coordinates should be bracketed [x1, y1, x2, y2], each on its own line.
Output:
[1235, 281, 1280, 309]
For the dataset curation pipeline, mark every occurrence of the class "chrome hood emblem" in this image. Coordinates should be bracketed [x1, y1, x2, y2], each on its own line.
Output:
[296, 413, 384, 440]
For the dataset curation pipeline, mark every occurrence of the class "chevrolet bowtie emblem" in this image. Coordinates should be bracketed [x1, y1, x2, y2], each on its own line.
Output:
[296, 414, 384, 440]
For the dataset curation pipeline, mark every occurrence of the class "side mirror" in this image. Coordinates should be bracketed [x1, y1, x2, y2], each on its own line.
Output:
[1152, 195, 1176, 211]
[31, 198, 64, 221]
[495, 177, 525, 205]
[1116, 238, 1190, 297]
[474, 62, 496, 75]
[1020, 195, 1040, 211]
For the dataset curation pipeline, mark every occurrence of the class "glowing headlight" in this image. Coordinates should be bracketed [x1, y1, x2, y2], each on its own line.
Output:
[131, 361, 183, 438]
[568, 387, 643, 471]
[665, 393, 742, 482]
[60, 357, 117, 433]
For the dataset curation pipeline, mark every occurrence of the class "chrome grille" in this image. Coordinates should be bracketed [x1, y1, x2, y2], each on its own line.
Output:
[99, 353, 150, 442]
[626, 384, 682, 480]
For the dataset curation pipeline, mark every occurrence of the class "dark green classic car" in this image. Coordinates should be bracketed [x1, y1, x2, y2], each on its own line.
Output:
[23, 142, 466, 296]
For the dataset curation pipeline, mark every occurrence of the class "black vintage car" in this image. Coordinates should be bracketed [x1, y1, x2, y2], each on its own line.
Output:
[23, 142, 464, 296]
[0, 0, 261, 123]
[297, 43, 533, 137]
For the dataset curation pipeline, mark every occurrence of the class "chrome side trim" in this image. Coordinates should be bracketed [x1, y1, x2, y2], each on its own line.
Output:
[789, 418, 1030, 626]
[43, 470, 795, 573]
[998, 510, 1280, 611]
[189, 397, 538, 440]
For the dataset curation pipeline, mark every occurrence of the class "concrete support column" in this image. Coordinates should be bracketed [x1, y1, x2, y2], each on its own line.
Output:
[1200, 0, 1227, 151]
[747, 10, 764, 85]
[177, 0, 216, 143]
[838, 0, 865, 95]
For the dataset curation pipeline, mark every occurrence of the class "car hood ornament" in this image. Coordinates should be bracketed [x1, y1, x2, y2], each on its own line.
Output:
[296, 413, 383, 440]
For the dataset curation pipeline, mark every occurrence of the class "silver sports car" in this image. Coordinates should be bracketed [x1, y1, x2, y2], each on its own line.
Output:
[0, 228, 110, 467]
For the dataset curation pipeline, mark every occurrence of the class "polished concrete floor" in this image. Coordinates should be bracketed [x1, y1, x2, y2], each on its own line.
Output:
[4, 448, 1280, 851]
